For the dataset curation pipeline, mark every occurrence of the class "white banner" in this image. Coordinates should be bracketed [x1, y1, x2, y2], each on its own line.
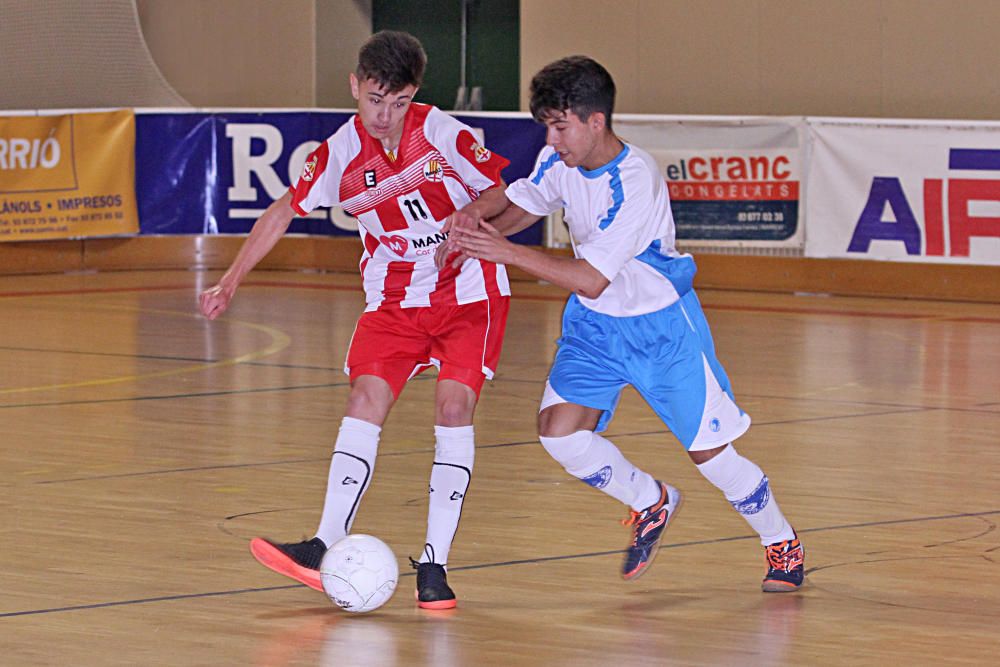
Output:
[614, 115, 806, 248]
[806, 118, 1000, 265]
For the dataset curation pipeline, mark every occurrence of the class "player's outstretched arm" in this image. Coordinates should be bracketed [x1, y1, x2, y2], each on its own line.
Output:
[452, 221, 609, 299]
[199, 191, 297, 320]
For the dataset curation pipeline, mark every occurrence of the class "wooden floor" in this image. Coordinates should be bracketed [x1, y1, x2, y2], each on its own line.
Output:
[2, 268, 998, 666]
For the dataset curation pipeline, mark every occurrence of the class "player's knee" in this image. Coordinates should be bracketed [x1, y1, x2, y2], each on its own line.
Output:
[687, 443, 729, 465]
[537, 409, 552, 437]
[538, 406, 591, 438]
[345, 381, 394, 423]
[436, 401, 472, 426]
[345, 389, 374, 414]
[537, 406, 569, 437]
[435, 393, 476, 426]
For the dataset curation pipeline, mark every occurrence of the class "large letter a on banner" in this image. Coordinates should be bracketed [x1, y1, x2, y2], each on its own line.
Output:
[847, 177, 921, 255]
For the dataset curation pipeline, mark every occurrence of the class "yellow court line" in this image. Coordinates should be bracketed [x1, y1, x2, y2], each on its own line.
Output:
[0, 305, 291, 396]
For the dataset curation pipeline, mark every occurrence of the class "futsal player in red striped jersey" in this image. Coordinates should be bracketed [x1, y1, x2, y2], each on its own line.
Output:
[199, 31, 512, 609]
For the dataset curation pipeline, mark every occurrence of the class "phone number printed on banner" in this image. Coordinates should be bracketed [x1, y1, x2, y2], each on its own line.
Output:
[664, 150, 799, 242]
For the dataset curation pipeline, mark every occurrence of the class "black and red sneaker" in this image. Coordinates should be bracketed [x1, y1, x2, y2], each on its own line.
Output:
[410, 557, 457, 609]
[762, 535, 805, 592]
[250, 537, 326, 591]
[621, 481, 682, 581]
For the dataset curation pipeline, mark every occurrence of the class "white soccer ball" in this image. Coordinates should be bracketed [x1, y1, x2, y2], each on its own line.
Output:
[320, 534, 398, 613]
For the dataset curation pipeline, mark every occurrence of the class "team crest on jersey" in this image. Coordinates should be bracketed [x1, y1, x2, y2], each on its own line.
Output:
[472, 142, 491, 163]
[379, 234, 409, 257]
[301, 157, 317, 182]
[423, 160, 444, 182]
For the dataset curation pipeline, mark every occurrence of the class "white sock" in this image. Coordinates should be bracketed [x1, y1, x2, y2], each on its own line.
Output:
[539, 430, 660, 511]
[314, 416, 381, 547]
[420, 425, 475, 565]
[695, 444, 795, 545]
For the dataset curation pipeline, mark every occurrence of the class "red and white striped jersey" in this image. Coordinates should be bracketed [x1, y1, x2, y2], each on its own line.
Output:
[289, 103, 511, 311]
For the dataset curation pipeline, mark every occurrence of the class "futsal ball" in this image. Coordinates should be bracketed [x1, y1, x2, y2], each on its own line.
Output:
[320, 534, 398, 613]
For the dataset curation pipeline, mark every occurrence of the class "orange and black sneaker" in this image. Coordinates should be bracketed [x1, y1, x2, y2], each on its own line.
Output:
[410, 557, 457, 609]
[621, 481, 682, 581]
[250, 537, 326, 592]
[762, 535, 805, 592]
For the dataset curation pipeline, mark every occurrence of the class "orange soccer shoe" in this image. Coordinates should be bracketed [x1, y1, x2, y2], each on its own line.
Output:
[621, 481, 683, 581]
[761, 535, 805, 592]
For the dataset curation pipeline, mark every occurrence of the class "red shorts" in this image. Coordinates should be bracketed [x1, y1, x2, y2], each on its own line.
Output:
[346, 295, 509, 398]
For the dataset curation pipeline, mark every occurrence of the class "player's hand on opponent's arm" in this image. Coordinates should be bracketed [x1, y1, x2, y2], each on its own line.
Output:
[450, 220, 516, 266]
[435, 187, 512, 269]
[435, 209, 479, 270]
[199, 282, 237, 320]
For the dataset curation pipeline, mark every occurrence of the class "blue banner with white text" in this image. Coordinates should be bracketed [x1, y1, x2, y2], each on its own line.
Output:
[135, 111, 547, 245]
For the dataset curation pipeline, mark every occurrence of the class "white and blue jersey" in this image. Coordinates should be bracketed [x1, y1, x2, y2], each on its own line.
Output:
[507, 143, 750, 450]
[508, 144, 692, 316]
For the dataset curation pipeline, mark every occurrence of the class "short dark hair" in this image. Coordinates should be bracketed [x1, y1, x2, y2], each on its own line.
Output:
[356, 30, 427, 92]
[529, 56, 616, 130]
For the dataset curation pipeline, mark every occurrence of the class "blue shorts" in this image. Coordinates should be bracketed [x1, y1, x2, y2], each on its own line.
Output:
[543, 291, 750, 450]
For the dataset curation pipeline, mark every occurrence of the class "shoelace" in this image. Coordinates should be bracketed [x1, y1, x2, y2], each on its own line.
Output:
[621, 510, 643, 545]
[409, 557, 447, 584]
[621, 510, 643, 527]
[765, 541, 800, 571]
[622, 486, 667, 530]
[622, 493, 666, 528]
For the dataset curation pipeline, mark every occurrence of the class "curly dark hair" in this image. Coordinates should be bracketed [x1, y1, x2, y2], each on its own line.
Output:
[356, 30, 427, 93]
[529, 56, 616, 129]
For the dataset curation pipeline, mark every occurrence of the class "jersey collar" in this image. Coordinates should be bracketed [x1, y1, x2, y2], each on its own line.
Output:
[577, 143, 630, 179]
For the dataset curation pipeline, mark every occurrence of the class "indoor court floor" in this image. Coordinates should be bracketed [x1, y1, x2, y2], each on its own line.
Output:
[2, 268, 998, 665]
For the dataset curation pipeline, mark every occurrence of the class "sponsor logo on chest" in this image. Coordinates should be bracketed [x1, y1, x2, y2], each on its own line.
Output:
[379, 234, 408, 257]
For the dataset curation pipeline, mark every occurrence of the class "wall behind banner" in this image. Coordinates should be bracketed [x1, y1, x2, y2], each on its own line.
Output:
[132, 1, 1000, 120]
[134, 0, 369, 109]
[520, 0, 1000, 120]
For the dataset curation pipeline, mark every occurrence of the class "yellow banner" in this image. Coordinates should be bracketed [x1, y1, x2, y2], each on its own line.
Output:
[0, 110, 139, 242]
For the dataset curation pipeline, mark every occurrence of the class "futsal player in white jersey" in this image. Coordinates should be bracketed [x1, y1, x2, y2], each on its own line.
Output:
[199, 31, 513, 609]
[448, 56, 805, 591]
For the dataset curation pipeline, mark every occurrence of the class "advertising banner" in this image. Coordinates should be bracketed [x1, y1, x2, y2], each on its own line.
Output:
[0, 110, 138, 242]
[136, 110, 548, 245]
[807, 118, 1000, 265]
[614, 116, 805, 247]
